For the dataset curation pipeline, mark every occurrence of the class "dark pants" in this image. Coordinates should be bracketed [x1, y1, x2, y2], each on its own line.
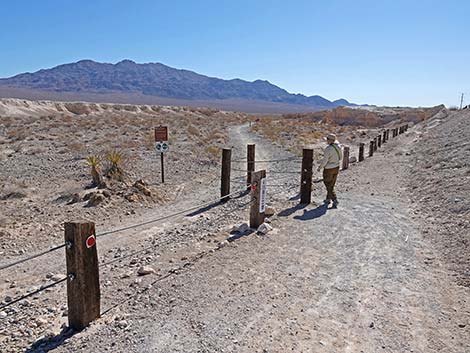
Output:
[323, 167, 339, 201]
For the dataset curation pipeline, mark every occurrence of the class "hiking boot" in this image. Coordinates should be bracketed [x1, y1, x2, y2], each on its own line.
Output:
[323, 199, 331, 204]
[332, 199, 339, 207]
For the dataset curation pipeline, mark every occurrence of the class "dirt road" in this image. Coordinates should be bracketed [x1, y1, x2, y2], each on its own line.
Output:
[1, 122, 469, 352]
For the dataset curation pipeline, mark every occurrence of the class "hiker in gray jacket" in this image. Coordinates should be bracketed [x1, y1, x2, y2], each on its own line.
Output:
[317, 134, 342, 207]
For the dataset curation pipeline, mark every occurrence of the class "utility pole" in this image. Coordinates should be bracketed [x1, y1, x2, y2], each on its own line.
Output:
[460, 93, 464, 110]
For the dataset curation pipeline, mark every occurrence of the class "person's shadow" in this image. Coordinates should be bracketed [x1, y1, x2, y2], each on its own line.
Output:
[293, 202, 329, 221]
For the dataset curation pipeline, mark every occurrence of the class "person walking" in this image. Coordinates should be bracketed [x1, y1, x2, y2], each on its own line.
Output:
[317, 134, 342, 207]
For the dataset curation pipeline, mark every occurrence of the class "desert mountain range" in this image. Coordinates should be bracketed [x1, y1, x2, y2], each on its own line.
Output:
[0, 60, 356, 113]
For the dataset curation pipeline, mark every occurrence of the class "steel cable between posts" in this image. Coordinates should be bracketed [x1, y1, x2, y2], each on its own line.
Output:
[100, 198, 254, 268]
[95, 186, 251, 239]
[101, 199, 256, 316]
[0, 276, 68, 311]
[231, 157, 301, 163]
[0, 243, 67, 272]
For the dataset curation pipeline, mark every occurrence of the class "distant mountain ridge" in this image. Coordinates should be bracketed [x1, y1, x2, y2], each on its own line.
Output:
[0, 60, 356, 112]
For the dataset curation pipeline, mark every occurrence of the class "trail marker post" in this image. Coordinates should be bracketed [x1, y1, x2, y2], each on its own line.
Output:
[64, 221, 100, 331]
[154, 126, 169, 184]
[300, 148, 313, 204]
[247, 144, 255, 188]
[221, 148, 231, 202]
[342, 146, 350, 170]
[359, 143, 365, 162]
[250, 170, 266, 228]
[369, 141, 374, 157]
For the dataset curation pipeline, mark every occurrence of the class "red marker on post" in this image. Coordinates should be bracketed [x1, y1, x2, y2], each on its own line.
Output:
[85, 235, 96, 249]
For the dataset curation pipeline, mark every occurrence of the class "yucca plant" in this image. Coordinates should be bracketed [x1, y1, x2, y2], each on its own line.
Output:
[105, 150, 126, 181]
[86, 155, 104, 187]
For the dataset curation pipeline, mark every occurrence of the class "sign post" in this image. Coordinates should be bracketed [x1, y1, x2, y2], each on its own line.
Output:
[154, 126, 169, 184]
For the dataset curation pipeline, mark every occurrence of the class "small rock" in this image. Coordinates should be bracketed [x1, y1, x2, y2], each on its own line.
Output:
[369, 322, 374, 328]
[137, 266, 156, 276]
[0, 311, 7, 319]
[68, 193, 81, 204]
[87, 193, 105, 207]
[121, 272, 132, 279]
[4, 296, 12, 303]
[265, 207, 275, 217]
[217, 240, 229, 249]
[257, 223, 273, 235]
[116, 320, 128, 329]
[102, 190, 111, 198]
[232, 223, 250, 234]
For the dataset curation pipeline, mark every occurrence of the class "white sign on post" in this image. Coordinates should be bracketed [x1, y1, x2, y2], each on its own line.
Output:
[155, 141, 169, 153]
[259, 177, 267, 213]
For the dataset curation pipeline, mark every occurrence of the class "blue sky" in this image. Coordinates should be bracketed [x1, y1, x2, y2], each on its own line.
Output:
[0, 0, 469, 107]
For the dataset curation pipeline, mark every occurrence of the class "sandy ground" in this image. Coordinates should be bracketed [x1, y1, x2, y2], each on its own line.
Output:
[1, 106, 469, 352]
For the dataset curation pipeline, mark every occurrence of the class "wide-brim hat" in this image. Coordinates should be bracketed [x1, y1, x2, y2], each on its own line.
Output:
[324, 134, 337, 142]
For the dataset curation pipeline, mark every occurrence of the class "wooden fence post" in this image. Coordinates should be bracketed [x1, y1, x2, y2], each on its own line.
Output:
[221, 148, 231, 202]
[369, 141, 374, 157]
[382, 130, 387, 143]
[247, 144, 255, 188]
[300, 148, 313, 204]
[250, 170, 266, 229]
[342, 146, 350, 170]
[377, 135, 382, 148]
[64, 221, 100, 331]
[358, 143, 365, 162]
[373, 137, 378, 152]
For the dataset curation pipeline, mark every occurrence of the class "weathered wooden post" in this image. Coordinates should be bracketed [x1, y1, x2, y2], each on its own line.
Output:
[64, 221, 100, 331]
[373, 137, 378, 152]
[221, 148, 231, 202]
[369, 141, 374, 157]
[247, 144, 255, 188]
[250, 170, 266, 229]
[358, 143, 365, 162]
[342, 146, 350, 170]
[377, 135, 382, 148]
[386, 129, 390, 140]
[300, 148, 313, 204]
[382, 130, 387, 143]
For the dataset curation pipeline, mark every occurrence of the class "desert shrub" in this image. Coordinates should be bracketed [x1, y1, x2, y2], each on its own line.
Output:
[86, 154, 105, 187]
[186, 125, 201, 137]
[104, 150, 128, 181]
[205, 145, 220, 157]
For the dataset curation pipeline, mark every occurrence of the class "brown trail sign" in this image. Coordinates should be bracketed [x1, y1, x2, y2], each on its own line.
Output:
[154, 126, 169, 183]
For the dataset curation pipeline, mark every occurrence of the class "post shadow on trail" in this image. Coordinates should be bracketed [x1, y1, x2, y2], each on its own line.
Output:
[278, 202, 307, 217]
[25, 326, 75, 353]
[293, 202, 330, 221]
[185, 189, 250, 217]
